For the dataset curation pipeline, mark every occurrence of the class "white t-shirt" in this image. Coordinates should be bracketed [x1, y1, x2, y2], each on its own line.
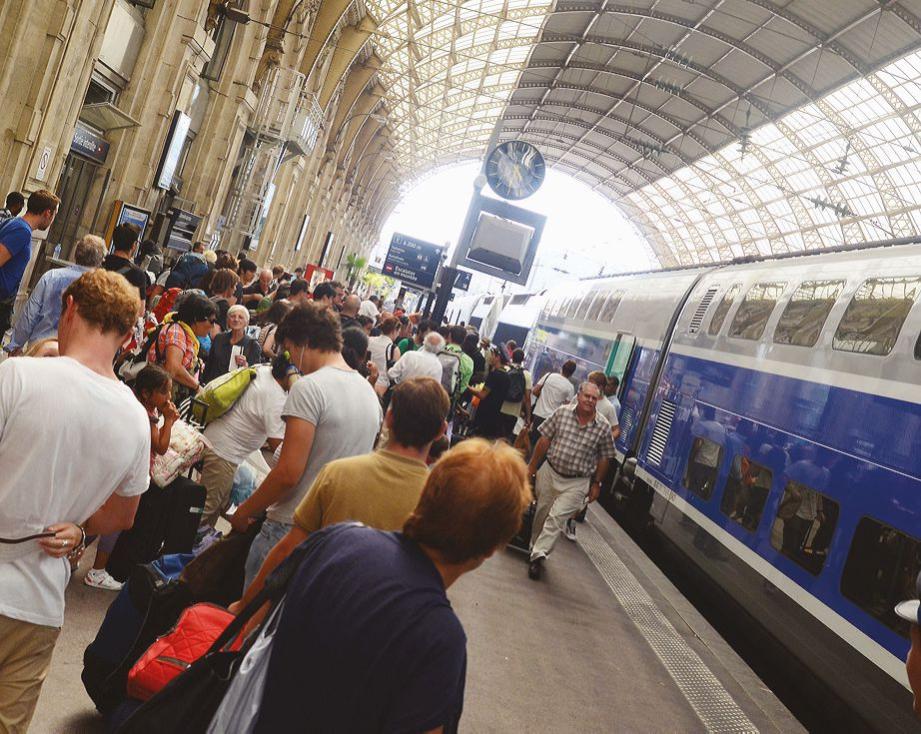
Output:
[0, 357, 150, 627]
[388, 349, 442, 385]
[533, 372, 576, 419]
[269, 366, 382, 524]
[368, 334, 397, 389]
[204, 365, 286, 465]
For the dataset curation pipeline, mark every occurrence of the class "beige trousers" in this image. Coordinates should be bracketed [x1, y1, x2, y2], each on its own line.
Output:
[529, 463, 590, 561]
[0, 614, 60, 733]
[200, 448, 239, 527]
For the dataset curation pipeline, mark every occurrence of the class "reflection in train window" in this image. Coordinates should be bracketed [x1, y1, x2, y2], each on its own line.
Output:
[566, 297, 581, 319]
[841, 518, 921, 638]
[774, 280, 845, 348]
[683, 437, 723, 499]
[720, 456, 773, 532]
[708, 284, 741, 336]
[771, 481, 839, 574]
[586, 292, 606, 321]
[728, 282, 787, 341]
[599, 291, 623, 323]
[833, 276, 921, 356]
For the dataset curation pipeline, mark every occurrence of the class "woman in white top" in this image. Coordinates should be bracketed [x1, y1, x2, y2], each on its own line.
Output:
[367, 316, 401, 395]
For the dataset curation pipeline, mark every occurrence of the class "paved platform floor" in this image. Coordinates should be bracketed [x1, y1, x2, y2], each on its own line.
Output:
[31, 506, 803, 733]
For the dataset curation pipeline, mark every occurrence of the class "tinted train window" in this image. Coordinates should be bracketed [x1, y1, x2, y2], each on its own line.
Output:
[728, 282, 787, 341]
[586, 293, 605, 321]
[708, 284, 740, 336]
[576, 293, 597, 320]
[774, 280, 845, 348]
[833, 276, 921, 356]
[841, 518, 921, 638]
[599, 291, 623, 322]
[720, 456, 773, 532]
[771, 481, 839, 574]
[683, 437, 723, 499]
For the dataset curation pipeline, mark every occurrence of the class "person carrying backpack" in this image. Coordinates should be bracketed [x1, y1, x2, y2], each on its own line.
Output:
[499, 348, 532, 440]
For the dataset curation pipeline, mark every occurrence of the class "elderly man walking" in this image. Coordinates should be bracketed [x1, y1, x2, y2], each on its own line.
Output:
[388, 330, 444, 385]
[526, 381, 616, 580]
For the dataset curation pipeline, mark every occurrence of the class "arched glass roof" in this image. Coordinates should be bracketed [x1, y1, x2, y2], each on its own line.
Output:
[361, 0, 921, 266]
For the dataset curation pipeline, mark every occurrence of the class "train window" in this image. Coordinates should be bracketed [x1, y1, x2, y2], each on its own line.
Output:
[728, 282, 787, 341]
[833, 276, 921, 356]
[720, 456, 773, 532]
[599, 291, 623, 322]
[587, 293, 606, 321]
[565, 297, 581, 319]
[576, 293, 597, 320]
[774, 280, 846, 348]
[683, 437, 723, 499]
[708, 284, 741, 336]
[771, 481, 839, 575]
[841, 517, 921, 638]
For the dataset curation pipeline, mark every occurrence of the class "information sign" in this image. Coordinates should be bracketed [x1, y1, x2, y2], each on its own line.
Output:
[453, 270, 472, 291]
[382, 233, 444, 291]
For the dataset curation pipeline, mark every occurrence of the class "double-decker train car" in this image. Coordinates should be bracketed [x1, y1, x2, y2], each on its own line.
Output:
[522, 243, 921, 732]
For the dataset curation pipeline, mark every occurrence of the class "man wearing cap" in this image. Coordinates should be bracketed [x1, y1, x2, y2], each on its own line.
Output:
[896, 573, 921, 717]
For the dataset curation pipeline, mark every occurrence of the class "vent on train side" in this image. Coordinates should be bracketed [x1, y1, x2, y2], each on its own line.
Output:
[647, 400, 677, 467]
[688, 286, 719, 334]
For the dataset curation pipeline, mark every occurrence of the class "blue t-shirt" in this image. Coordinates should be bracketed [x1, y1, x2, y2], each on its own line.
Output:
[0, 218, 33, 300]
[255, 524, 467, 734]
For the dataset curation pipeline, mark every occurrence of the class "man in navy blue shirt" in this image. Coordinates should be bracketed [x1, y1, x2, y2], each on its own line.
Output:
[0, 189, 59, 337]
[253, 438, 532, 733]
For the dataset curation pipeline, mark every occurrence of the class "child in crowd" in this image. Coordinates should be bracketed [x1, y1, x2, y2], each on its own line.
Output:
[84, 365, 179, 590]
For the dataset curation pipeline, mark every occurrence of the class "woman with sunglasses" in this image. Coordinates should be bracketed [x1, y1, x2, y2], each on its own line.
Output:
[147, 291, 216, 399]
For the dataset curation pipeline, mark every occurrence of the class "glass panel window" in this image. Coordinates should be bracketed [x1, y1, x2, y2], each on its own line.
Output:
[841, 518, 921, 637]
[708, 284, 740, 336]
[586, 292, 605, 321]
[774, 280, 845, 347]
[771, 481, 839, 574]
[575, 293, 596, 320]
[720, 456, 773, 532]
[833, 277, 921, 356]
[728, 282, 787, 341]
[683, 436, 724, 499]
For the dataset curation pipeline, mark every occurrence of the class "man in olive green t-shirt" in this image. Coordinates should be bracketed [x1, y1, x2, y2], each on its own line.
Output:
[234, 377, 450, 610]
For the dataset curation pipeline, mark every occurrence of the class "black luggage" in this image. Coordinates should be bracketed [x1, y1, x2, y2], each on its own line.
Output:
[107, 476, 206, 582]
[507, 501, 536, 553]
[82, 555, 192, 714]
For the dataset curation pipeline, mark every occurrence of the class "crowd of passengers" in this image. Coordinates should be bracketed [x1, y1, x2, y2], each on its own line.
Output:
[1, 188, 921, 731]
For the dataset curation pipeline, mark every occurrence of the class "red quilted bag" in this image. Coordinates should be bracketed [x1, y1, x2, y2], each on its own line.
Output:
[127, 603, 241, 701]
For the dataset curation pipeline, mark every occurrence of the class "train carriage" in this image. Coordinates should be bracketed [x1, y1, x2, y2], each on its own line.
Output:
[520, 243, 921, 731]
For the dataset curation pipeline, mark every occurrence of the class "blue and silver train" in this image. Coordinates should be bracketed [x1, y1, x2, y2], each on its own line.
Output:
[521, 242, 921, 732]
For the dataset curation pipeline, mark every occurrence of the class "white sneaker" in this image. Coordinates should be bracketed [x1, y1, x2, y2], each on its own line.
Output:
[564, 519, 577, 541]
[84, 569, 123, 591]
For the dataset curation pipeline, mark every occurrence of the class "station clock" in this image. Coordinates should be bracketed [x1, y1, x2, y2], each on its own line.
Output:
[485, 140, 546, 200]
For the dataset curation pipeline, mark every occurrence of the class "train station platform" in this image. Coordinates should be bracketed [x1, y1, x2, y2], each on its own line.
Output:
[32, 506, 803, 733]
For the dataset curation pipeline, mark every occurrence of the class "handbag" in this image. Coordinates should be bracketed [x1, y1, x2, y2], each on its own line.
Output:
[150, 419, 209, 488]
[127, 603, 241, 701]
[115, 533, 315, 734]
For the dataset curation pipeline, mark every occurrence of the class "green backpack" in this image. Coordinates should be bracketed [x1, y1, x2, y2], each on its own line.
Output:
[190, 367, 258, 425]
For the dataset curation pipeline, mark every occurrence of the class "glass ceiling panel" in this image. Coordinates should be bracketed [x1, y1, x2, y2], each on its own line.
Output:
[624, 48, 921, 265]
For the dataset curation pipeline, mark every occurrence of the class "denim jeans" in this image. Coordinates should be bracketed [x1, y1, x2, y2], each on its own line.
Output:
[243, 519, 292, 590]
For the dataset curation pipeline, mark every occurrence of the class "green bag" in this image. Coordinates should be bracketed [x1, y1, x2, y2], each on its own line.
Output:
[190, 367, 257, 425]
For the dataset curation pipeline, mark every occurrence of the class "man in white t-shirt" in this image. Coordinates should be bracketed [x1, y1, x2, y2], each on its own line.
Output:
[229, 303, 382, 587]
[529, 359, 577, 446]
[0, 270, 150, 731]
[388, 331, 444, 385]
[199, 364, 287, 527]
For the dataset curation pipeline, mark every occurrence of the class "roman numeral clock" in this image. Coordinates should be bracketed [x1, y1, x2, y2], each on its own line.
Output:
[485, 141, 546, 200]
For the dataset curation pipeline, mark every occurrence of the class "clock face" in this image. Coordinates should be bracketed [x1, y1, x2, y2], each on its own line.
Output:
[485, 141, 546, 200]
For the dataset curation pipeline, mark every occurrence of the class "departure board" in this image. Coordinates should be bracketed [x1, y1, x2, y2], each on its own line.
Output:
[382, 233, 444, 290]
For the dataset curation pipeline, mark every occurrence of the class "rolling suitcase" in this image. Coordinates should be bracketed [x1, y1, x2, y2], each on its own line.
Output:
[507, 501, 536, 554]
[107, 476, 206, 582]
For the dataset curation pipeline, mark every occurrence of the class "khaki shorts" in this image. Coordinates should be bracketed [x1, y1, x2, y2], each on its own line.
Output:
[0, 614, 60, 734]
[200, 448, 239, 527]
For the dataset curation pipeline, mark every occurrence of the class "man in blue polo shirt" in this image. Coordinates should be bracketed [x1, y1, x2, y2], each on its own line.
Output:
[0, 189, 59, 337]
